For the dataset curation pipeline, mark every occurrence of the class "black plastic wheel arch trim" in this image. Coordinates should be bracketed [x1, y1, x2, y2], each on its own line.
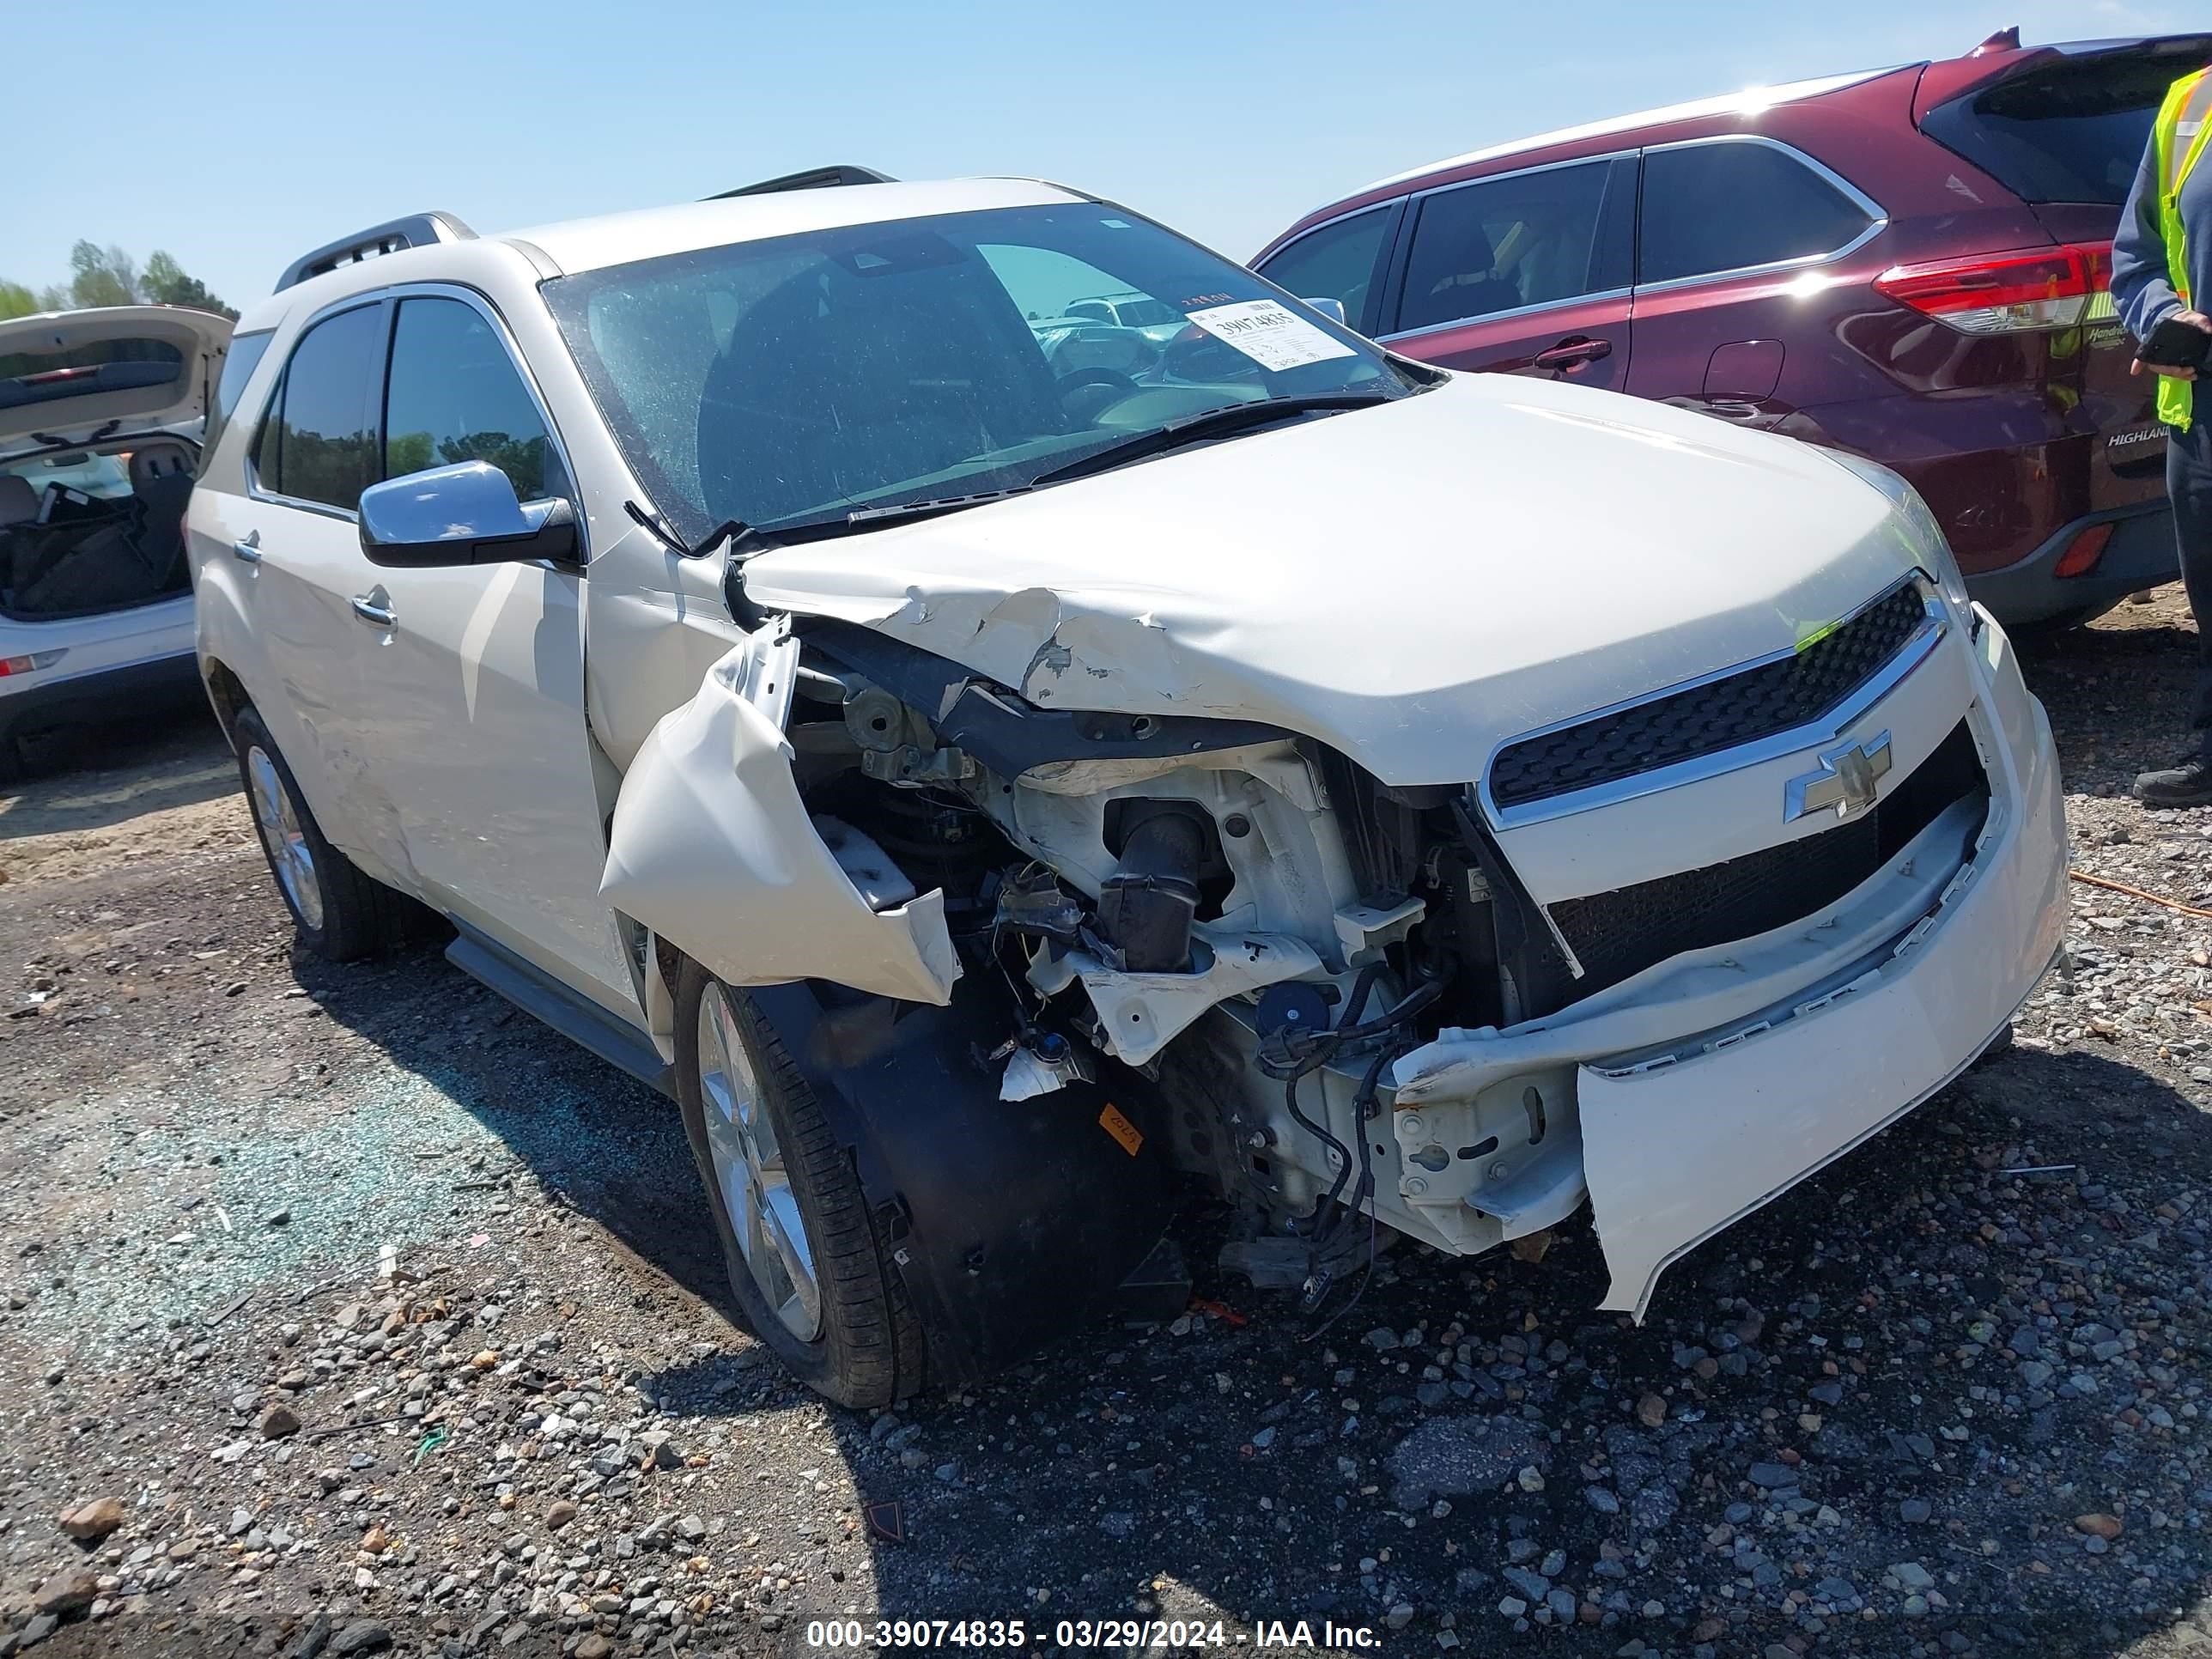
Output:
[747, 977, 1176, 1386]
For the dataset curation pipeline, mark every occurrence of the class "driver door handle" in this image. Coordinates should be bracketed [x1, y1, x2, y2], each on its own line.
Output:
[230, 533, 262, 564]
[1532, 337, 1613, 372]
[350, 587, 395, 629]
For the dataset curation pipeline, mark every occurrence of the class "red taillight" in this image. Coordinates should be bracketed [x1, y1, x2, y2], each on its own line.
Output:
[1874, 240, 2112, 334]
[2054, 522, 2116, 580]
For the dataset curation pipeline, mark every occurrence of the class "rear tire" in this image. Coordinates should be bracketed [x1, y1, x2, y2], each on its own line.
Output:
[673, 959, 927, 1408]
[232, 705, 409, 963]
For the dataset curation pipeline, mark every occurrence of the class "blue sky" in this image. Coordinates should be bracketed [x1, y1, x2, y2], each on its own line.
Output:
[6, 0, 2194, 310]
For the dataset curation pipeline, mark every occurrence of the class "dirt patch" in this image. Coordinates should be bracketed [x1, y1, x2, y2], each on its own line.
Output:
[1, 714, 250, 889]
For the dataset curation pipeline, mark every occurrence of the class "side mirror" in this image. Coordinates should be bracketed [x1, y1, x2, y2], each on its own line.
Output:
[358, 460, 578, 568]
[1302, 296, 1349, 325]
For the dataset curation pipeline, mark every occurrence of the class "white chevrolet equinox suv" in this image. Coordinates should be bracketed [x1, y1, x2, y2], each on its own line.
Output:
[190, 170, 2068, 1407]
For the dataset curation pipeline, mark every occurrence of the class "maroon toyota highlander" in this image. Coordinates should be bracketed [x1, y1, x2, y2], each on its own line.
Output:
[1254, 28, 2212, 628]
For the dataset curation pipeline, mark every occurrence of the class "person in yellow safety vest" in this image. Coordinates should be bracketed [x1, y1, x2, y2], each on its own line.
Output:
[2116, 60, 2212, 806]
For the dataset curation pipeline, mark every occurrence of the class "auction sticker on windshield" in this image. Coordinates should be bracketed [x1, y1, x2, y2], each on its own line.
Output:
[1185, 299, 1355, 373]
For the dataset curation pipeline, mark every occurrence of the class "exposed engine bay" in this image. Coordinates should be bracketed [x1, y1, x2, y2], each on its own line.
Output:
[0, 439, 198, 620]
[603, 577, 2014, 1334]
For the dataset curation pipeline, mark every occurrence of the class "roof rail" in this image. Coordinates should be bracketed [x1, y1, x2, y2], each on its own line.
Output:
[705, 165, 896, 201]
[274, 212, 477, 294]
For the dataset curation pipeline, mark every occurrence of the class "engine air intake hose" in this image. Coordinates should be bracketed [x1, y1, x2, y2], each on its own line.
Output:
[1097, 810, 1205, 972]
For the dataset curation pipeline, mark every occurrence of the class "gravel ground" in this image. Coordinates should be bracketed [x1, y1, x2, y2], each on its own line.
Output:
[9, 596, 2212, 1659]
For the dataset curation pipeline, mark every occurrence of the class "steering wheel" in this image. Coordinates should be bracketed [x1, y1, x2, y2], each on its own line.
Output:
[1056, 366, 1139, 399]
[1055, 365, 1140, 424]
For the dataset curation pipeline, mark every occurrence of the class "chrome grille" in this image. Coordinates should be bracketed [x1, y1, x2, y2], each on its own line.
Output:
[1488, 581, 1930, 812]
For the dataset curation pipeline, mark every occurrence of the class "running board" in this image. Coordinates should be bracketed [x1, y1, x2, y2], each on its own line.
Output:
[445, 923, 673, 1098]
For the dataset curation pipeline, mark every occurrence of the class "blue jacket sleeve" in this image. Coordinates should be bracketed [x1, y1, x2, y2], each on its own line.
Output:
[2112, 131, 2181, 342]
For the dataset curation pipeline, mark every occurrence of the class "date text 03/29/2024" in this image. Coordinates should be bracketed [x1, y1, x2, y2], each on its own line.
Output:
[800, 1619, 1382, 1650]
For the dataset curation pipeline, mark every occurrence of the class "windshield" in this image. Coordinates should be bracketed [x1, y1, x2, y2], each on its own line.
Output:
[543, 203, 1415, 538]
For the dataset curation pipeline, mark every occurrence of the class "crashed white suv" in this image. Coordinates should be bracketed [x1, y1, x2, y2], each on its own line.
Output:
[190, 173, 2066, 1407]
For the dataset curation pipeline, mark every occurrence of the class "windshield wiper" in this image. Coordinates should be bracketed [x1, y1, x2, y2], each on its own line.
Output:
[705, 486, 1038, 546]
[702, 392, 1401, 547]
[1030, 391, 1396, 487]
[842, 487, 1035, 528]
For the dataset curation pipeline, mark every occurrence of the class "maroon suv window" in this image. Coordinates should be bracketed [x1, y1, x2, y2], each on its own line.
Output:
[1638, 141, 1873, 285]
[1395, 160, 1619, 334]
[1256, 206, 1397, 335]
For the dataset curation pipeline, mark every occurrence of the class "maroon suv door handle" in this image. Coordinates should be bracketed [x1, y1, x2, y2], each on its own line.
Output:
[1532, 337, 1613, 373]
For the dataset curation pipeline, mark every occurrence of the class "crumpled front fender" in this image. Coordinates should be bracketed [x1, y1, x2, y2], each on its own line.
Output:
[600, 639, 961, 1006]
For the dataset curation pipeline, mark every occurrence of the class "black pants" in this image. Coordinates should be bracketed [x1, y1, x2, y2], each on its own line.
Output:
[2177, 414, 2212, 747]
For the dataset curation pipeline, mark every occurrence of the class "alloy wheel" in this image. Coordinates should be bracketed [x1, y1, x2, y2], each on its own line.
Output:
[245, 744, 323, 932]
[696, 984, 822, 1341]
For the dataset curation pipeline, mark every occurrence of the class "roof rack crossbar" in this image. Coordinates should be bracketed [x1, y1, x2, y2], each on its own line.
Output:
[275, 212, 477, 294]
[705, 165, 896, 201]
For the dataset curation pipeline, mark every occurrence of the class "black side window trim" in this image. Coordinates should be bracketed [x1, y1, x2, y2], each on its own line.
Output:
[1595, 156, 1639, 295]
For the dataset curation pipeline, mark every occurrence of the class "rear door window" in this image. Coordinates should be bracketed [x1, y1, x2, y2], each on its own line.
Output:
[1637, 141, 1875, 285]
[206, 330, 273, 454]
[1255, 205, 1399, 335]
[1919, 49, 2200, 204]
[255, 305, 382, 511]
[381, 297, 560, 501]
[1393, 161, 1622, 333]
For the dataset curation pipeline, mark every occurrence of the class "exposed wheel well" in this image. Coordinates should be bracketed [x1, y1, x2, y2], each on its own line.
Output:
[201, 659, 248, 748]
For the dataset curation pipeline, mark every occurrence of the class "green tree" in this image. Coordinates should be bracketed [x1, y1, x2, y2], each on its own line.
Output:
[0, 280, 36, 320]
[67, 240, 138, 309]
[143, 250, 237, 320]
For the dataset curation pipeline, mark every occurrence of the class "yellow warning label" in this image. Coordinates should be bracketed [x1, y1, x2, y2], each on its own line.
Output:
[1098, 1103, 1144, 1157]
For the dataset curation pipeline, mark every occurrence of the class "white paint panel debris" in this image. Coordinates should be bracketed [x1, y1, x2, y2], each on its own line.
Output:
[601, 644, 961, 1006]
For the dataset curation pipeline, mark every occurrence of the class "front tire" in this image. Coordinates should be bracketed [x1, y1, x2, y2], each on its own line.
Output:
[673, 960, 927, 1407]
[232, 705, 408, 963]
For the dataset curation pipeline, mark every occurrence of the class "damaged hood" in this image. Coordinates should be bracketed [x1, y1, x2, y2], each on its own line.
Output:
[740, 372, 1932, 788]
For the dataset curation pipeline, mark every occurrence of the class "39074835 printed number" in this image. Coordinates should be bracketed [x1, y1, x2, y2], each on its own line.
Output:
[805, 1620, 1028, 1649]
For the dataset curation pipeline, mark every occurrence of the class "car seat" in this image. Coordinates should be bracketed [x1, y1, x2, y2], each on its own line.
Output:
[0, 474, 36, 529]
[1400, 214, 1525, 332]
[697, 252, 1054, 528]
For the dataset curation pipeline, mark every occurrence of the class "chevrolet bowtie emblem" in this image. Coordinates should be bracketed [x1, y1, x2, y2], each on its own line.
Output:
[1785, 731, 1893, 822]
